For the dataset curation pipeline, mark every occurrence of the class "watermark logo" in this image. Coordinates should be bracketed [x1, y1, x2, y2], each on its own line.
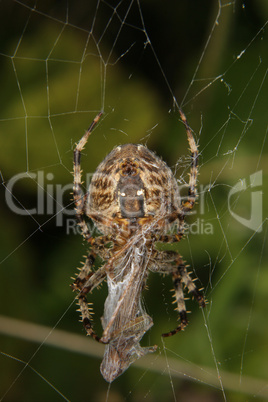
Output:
[4, 170, 263, 235]
[5, 171, 93, 226]
[228, 170, 263, 232]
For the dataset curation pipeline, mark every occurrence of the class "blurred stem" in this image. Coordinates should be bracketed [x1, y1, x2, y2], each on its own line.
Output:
[0, 315, 267, 398]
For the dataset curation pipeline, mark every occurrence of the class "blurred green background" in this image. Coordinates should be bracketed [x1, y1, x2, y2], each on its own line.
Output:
[0, 1, 267, 401]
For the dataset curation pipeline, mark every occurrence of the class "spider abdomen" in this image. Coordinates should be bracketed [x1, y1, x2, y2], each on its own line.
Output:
[88, 144, 180, 227]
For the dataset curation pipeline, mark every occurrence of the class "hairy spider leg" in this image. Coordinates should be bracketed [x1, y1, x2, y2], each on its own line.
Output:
[72, 255, 107, 343]
[73, 112, 103, 241]
[140, 108, 198, 239]
[178, 107, 199, 215]
[162, 254, 205, 337]
[148, 250, 205, 337]
[72, 112, 109, 342]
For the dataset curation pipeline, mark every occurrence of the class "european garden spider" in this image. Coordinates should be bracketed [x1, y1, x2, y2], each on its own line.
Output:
[71, 110, 205, 382]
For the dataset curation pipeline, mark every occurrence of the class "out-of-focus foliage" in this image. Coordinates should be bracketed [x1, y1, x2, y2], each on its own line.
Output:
[0, 1, 267, 401]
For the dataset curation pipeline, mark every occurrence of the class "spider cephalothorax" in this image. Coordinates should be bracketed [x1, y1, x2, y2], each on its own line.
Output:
[71, 111, 205, 382]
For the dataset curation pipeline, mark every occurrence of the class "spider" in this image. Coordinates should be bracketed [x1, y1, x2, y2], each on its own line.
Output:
[71, 110, 205, 382]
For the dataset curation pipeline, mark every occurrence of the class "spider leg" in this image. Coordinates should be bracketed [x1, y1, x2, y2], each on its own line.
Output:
[73, 112, 103, 241]
[164, 271, 188, 336]
[71, 252, 107, 342]
[178, 107, 199, 216]
[149, 250, 205, 337]
[162, 255, 205, 337]
[152, 109, 198, 238]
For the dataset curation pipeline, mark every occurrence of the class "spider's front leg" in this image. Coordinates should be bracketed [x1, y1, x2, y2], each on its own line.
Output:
[71, 249, 107, 343]
[149, 250, 205, 337]
[162, 254, 205, 337]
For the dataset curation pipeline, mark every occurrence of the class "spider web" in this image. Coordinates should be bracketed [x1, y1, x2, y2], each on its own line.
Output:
[0, 0, 267, 401]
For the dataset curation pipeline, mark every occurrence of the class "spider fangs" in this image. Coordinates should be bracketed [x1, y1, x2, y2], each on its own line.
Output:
[71, 111, 205, 382]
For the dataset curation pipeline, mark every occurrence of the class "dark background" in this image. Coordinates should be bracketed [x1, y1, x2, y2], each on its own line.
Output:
[0, 1, 267, 401]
